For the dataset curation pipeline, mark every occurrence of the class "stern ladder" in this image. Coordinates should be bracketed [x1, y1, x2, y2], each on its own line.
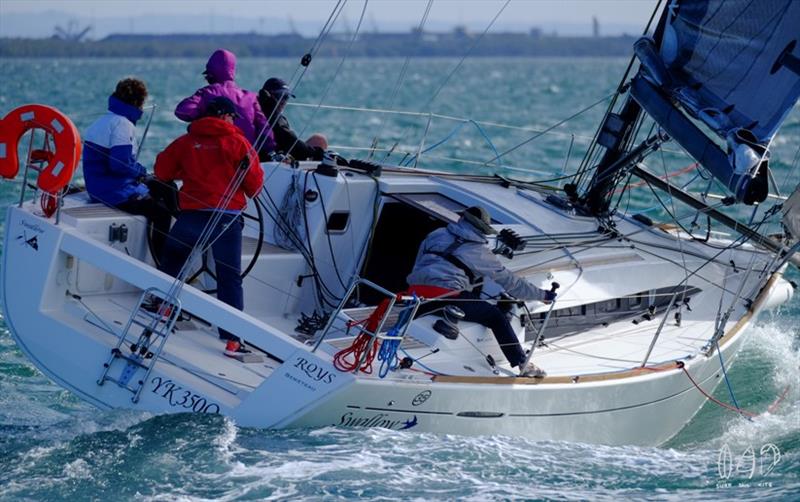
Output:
[97, 288, 182, 403]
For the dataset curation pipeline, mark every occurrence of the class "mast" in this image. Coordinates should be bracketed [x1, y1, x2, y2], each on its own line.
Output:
[582, 96, 643, 215]
[581, 2, 670, 216]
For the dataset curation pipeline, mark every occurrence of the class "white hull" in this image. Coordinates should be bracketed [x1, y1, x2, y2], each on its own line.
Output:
[2, 163, 793, 446]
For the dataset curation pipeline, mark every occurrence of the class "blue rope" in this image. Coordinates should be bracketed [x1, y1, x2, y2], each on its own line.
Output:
[715, 340, 750, 420]
[377, 335, 401, 378]
[468, 119, 502, 165]
[399, 347, 443, 376]
[402, 122, 466, 166]
[377, 297, 417, 378]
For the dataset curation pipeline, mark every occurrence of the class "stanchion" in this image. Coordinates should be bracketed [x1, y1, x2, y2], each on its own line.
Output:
[520, 282, 559, 372]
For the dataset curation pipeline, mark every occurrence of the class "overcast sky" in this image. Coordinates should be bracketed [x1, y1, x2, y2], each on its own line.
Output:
[1, 0, 660, 38]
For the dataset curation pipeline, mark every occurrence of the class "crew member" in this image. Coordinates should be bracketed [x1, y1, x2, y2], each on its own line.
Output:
[257, 77, 328, 161]
[155, 97, 264, 357]
[83, 77, 175, 259]
[406, 206, 556, 377]
[175, 48, 275, 153]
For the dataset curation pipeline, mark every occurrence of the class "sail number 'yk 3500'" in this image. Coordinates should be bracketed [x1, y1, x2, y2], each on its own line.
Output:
[150, 376, 220, 414]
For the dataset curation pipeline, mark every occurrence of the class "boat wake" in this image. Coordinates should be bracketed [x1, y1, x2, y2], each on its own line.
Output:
[1, 312, 798, 499]
[712, 314, 800, 448]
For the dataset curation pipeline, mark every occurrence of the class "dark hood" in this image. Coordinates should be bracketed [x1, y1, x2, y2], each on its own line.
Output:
[204, 49, 236, 83]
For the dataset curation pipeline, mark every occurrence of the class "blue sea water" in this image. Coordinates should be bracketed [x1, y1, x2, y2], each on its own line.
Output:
[0, 57, 798, 500]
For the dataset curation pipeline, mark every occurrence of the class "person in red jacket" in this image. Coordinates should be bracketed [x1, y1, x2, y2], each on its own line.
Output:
[154, 97, 264, 357]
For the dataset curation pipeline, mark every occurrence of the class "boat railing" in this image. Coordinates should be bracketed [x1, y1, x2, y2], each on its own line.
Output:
[15, 129, 67, 224]
[311, 276, 422, 373]
[288, 100, 585, 181]
[288, 101, 790, 214]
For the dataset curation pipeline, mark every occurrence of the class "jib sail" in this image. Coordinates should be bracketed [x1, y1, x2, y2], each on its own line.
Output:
[631, 0, 800, 204]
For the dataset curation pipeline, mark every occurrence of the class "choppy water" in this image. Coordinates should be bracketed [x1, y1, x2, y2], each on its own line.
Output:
[1, 58, 799, 500]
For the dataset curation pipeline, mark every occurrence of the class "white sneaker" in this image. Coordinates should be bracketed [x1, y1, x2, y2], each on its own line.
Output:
[519, 362, 547, 378]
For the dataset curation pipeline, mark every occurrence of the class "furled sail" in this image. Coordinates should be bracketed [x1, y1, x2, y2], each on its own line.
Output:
[630, 0, 800, 204]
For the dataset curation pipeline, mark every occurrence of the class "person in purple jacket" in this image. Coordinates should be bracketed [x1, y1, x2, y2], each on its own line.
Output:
[174, 48, 275, 152]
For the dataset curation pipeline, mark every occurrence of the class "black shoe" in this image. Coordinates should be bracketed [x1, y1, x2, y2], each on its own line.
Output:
[140, 296, 161, 313]
[140, 296, 173, 317]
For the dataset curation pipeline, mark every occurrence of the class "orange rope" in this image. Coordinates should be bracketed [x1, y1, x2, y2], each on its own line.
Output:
[332, 302, 390, 374]
[767, 385, 791, 414]
[333, 330, 379, 374]
[677, 361, 787, 418]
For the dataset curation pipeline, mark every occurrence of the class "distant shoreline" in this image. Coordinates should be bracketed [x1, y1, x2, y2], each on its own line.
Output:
[0, 32, 638, 58]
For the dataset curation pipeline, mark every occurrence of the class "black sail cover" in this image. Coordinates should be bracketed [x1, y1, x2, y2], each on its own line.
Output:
[630, 0, 800, 204]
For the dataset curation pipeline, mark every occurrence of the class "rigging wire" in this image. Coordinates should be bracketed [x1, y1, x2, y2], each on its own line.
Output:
[257, 174, 344, 309]
[400, 119, 502, 168]
[485, 92, 615, 167]
[289, 101, 606, 143]
[659, 148, 692, 319]
[715, 339, 747, 418]
[288, 0, 370, 156]
[253, 0, 348, 154]
[380, 0, 512, 165]
[571, 0, 664, 190]
[422, 0, 512, 112]
[678, 362, 756, 418]
[311, 172, 349, 290]
[369, 0, 435, 159]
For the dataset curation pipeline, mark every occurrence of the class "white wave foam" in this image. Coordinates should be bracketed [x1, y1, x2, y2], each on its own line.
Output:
[62, 458, 92, 480]
[712, 316, 800, 450]
[193, 429, 722, 501]
[212, 416, 239, 465]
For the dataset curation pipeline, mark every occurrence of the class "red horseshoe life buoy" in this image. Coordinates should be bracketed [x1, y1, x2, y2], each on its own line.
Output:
[0, 104, 82, 194]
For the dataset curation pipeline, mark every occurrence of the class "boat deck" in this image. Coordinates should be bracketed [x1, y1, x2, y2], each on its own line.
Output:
[37, 184, 757, 386]
[62, 291, 283, 394]
[62, 287, 718, 387]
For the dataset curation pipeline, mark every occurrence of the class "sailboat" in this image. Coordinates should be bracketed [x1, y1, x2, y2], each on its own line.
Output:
[1, 0, 799, 446]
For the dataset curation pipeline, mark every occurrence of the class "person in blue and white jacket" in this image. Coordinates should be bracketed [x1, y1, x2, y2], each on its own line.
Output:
[83, 78, 174, 257]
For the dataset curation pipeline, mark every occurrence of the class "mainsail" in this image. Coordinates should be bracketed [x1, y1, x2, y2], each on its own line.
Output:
[631, 0, 800, 204]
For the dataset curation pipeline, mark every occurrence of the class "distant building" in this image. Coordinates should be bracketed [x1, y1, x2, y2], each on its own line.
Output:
[52, 20, 92, 42]
[593, 16, 600, 38]
[453, 25, 469, 38]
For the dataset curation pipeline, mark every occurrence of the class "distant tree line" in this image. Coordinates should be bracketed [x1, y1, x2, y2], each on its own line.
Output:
[0, 32, 638, 58]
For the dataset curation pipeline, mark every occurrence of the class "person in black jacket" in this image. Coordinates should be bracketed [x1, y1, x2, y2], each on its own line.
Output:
[257, 77, 328, 162]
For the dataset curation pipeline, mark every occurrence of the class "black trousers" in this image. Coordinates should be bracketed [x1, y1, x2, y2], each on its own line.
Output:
[417, 291, 527, 367]
[117, 179, 177, 261]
